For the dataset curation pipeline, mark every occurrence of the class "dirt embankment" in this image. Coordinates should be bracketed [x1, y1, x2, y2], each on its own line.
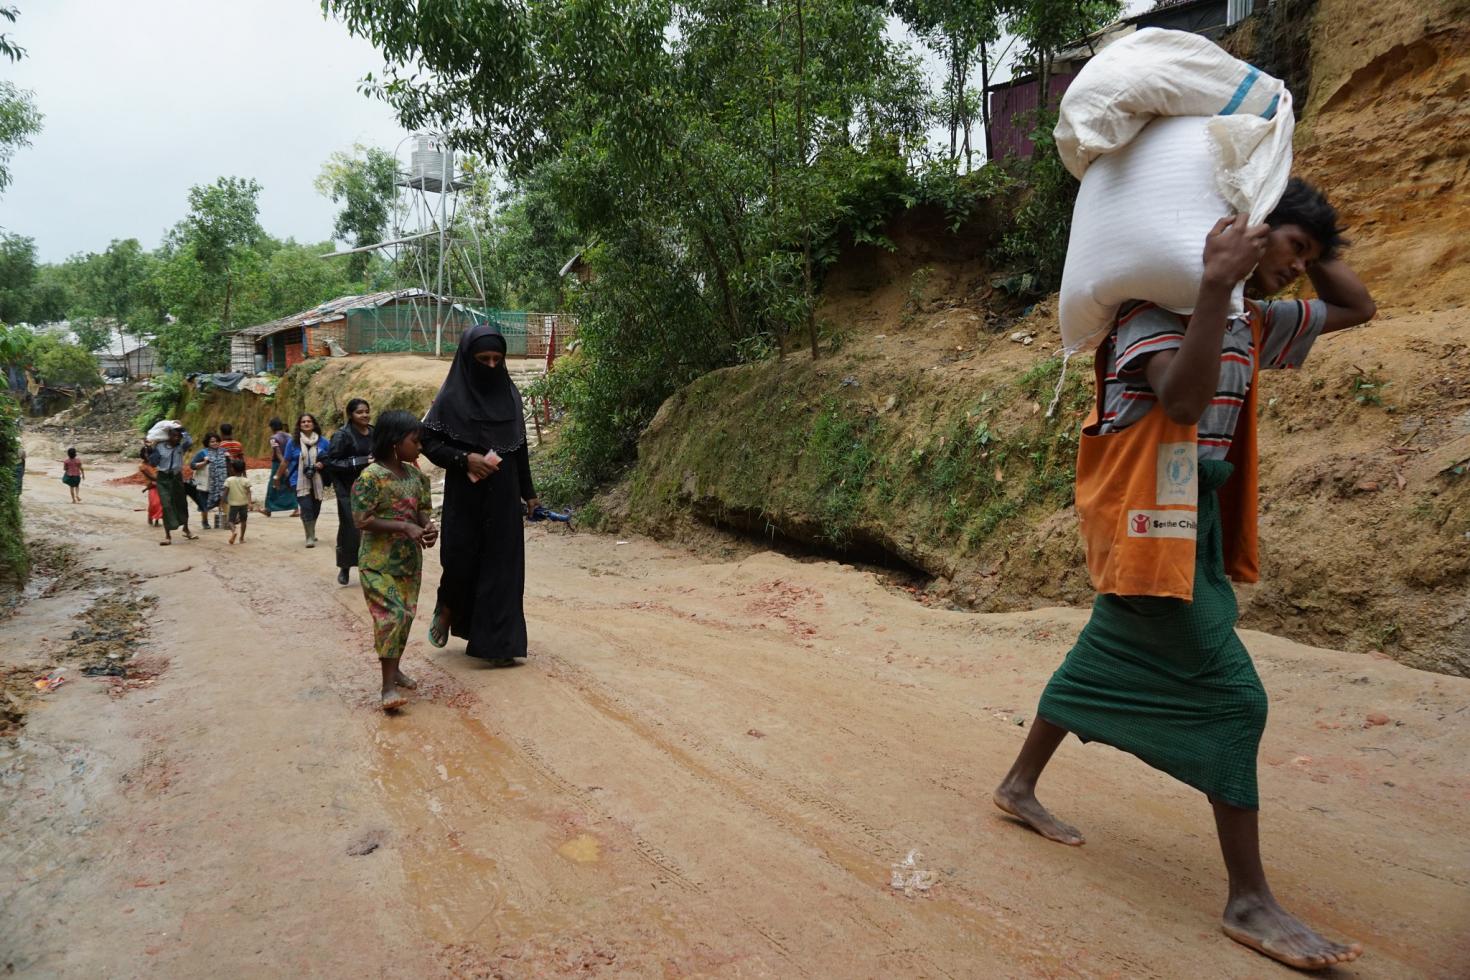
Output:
[172, 355, 549, 458]
[599, 4, 1470, 676]
[179, 356, 453, 458]
[1292, 0, 1470, 312]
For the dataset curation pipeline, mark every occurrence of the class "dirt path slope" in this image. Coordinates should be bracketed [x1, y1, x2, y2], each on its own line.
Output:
[3, 440, 1468, 977]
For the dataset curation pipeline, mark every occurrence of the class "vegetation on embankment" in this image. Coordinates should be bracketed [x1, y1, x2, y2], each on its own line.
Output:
[0, 395, 27, 586]
[169, 356, 447, 457]
[600, 293, 1098, 612]
[601, 295, 1470, 678]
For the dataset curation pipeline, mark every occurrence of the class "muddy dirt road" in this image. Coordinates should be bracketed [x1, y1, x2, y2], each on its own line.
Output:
[3, 439, 1468, 978]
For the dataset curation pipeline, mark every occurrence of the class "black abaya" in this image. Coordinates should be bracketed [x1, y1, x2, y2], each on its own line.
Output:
[421, 431, 536, 660]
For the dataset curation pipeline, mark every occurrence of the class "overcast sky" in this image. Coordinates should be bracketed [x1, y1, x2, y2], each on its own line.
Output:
[3, 1, 409, 262]
[3, 1, 1153, 265]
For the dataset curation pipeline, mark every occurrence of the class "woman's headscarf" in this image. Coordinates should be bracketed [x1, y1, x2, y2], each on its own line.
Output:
[422, 324, 526, 454]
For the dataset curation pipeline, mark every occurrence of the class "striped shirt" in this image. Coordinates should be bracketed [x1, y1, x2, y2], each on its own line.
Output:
[1098, 298, 1327, 460]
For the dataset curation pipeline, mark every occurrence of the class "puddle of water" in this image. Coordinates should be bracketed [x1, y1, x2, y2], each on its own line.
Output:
[557, 834, 601, 864]
[369, 704, 572, 947]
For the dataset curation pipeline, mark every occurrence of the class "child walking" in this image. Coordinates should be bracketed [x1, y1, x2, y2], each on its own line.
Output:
[225, 458, 252, 544]
[351, 410, 437, 710]
[218, 422, 245, 465]
[61, 447, 84, 503]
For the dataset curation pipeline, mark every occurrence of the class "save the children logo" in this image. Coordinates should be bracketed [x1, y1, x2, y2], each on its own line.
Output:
[1127, 509, 1197, 540]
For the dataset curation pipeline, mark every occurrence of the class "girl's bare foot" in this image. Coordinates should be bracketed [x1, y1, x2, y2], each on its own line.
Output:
[393, 670, 417, 690]
[993, 783, 1085, 846]
[381, 688, 407, 711]
[1222, 896, 1361, 970]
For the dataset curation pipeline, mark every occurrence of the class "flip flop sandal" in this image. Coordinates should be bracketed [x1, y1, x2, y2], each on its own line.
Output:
[428, 611, 449, 649]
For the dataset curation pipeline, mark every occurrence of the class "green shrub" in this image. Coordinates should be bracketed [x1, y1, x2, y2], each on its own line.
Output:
[0, 395, 27, 585]
[134, 372, 188, 432]
[998, 111, 1077, 296]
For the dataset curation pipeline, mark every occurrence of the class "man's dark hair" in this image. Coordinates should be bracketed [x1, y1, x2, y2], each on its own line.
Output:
[371, 410, 422, 462]
[229, 457, 246, 475]
[219, 422, 234, 437]
[269, 417, 284, 432]
[1267, 178, 1348, 259]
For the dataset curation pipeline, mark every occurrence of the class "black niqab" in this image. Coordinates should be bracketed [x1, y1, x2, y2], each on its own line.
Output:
[423, 324, 526, 453]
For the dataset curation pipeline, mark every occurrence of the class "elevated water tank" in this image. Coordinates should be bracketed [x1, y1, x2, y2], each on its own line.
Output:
[410, 136, 454, 184]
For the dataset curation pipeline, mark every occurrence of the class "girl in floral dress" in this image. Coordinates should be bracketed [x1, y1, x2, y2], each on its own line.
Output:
[351, 410, 438, 710]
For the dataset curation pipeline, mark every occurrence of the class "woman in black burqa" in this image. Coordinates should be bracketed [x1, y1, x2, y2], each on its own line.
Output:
[421, 325, 539, 663]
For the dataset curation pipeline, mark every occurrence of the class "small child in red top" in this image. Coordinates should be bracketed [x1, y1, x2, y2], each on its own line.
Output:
[218, 422, 245, 467]
[61, 447, 85, 503]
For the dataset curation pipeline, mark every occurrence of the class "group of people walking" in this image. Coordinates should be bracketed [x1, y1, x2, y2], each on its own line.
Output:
[43, 177, 1380, 969]
[130, 324, 540, 711]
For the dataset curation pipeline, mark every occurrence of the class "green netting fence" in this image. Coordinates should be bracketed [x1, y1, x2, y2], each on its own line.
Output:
[343, 301, 577, 358]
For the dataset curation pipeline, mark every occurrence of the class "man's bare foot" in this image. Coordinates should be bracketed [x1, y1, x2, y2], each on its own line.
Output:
[228, 528, 237, 544]
[993, 783, 1085, 845]
[159, 539, 171, 546]
[1222, 895, 1362, 970]
[393, 670, 417, 690]
[381, 688, 407, 711]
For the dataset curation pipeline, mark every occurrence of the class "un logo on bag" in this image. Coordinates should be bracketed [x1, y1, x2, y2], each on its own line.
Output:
[1156, 442, 1197, 506]
[1166, 445, 1194, 491]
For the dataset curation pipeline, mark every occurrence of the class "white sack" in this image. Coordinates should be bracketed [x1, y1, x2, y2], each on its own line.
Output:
[1054, 29, 1296, 354]
[1056, 28, 1291, 202]
[146, 419, 182, 443]
[1059, 117, 1246, 355]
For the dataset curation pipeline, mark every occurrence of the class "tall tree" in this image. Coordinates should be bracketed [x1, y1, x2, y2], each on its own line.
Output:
[315, 144, 400, 281]
[0, 79, 41, 196]
[0, 232, 44, 323]
[69, 239, 159, 377]
[0, 5, 38, 195]
[999, 0, 1121, 103]
[166, 175, 263, 332]
[892, 0, 1002, 168]
[0, 4, 25, 62]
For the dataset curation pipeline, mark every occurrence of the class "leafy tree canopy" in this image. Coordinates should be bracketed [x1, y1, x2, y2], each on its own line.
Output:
[315, 144, 400, 281]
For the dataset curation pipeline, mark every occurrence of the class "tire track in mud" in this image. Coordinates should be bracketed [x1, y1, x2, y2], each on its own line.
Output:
[531, 639, 1065, 977]
[213, 544, 807, 969]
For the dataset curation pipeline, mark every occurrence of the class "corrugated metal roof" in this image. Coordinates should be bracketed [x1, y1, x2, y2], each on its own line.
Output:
[231, 288, 460, 339]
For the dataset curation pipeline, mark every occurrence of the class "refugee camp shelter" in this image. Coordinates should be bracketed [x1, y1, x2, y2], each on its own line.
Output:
[989, 0, 1256, 161]
[94, 330, 159, 380]
[230, 290, 582, 372]
[228, 289, 482, 372]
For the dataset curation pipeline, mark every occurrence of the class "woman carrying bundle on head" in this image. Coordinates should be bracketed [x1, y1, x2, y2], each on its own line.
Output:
[419, 325, 540, 665]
